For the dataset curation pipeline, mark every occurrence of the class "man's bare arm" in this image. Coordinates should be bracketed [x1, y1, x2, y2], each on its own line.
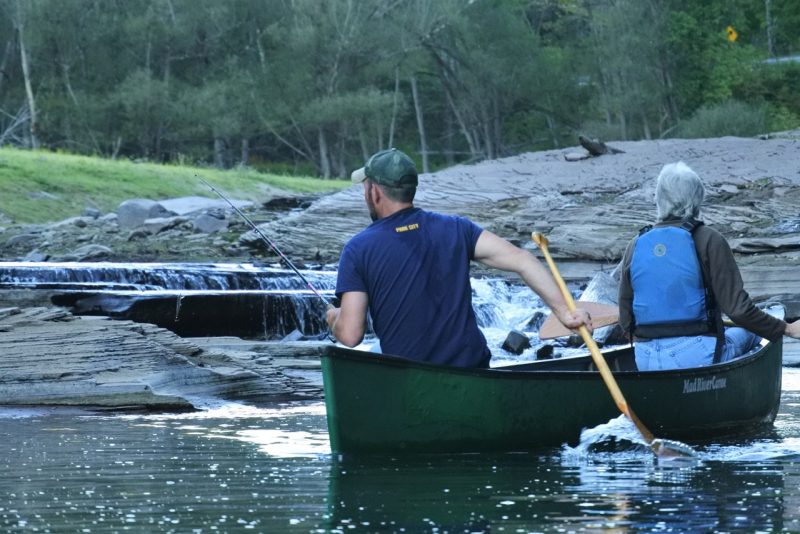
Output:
[326, 291, 369, 347]
[473, 230, 592, 331]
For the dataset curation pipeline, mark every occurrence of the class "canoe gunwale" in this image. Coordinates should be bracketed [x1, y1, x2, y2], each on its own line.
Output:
[322, 339, 774, 380]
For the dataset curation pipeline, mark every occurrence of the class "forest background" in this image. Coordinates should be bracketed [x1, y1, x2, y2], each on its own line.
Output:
[1, 0, 798, 179]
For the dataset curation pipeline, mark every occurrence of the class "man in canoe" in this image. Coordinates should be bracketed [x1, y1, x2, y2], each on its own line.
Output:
[618, 161, 800, 370]
[325, 148, 592, 368]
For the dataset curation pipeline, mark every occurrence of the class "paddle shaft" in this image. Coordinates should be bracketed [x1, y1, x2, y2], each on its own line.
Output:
[532, 233, 656, 445]
[197, 176, 333, 309]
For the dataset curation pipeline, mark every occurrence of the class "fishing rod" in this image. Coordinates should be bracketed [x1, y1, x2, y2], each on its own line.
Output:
[196, 176, 334, 309]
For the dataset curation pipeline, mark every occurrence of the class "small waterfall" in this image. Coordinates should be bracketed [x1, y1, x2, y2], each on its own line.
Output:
[470, 277, 587, 364]
[1, 262, 337, 340]
[0, 261, 337, 291]
[0, 262, 587, 349]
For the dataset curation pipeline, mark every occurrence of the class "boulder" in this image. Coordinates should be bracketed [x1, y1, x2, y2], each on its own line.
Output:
[82, 207, 102, 219]
[193, 209, 229, 233]
[142, 216, 189, 235]
[116, 199, 175, 229]
[51, 216, 91, 228]
[6, 233, 40, 247]
[61, 244, 113, 262]
[159, 196, 251, 215]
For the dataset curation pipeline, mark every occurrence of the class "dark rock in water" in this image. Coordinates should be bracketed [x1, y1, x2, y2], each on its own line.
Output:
[602, 323, 629, 346]
[525, 311, 546, 330]
[502, 330, 531, 355]
[536, 344, 554, 360]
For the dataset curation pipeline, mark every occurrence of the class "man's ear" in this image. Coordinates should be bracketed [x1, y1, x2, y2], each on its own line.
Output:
[368, 182, 383, 203]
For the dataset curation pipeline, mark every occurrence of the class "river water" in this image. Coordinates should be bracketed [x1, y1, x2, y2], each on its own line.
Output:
[2, 369, 799, 533]
[2, 264, 800, 532]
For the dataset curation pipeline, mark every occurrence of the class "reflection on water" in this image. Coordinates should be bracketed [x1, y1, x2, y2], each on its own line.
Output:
[1, 371, 800, 532]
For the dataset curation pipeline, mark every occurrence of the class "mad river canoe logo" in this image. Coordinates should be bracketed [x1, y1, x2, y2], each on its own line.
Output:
[683, 375, 727, 394]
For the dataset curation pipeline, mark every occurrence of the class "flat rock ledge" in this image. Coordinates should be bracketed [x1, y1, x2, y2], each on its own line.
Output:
[0, 307, 325, 411]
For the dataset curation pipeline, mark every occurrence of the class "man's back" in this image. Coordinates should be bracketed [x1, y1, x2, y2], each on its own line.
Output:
[335, 207, 491, 367]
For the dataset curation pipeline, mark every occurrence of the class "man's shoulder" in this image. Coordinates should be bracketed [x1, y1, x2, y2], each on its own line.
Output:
[421, 209, 480, 227]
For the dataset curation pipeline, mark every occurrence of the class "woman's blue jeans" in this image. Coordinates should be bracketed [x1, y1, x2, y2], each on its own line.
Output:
[634, 327, 761, 371]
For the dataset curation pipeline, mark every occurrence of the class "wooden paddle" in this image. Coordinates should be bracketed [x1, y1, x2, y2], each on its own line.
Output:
[532, 232, 694, 458]
[539, 301, 618, 339]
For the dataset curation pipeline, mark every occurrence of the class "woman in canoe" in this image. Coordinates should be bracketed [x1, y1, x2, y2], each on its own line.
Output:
[618, 161, 800, 370]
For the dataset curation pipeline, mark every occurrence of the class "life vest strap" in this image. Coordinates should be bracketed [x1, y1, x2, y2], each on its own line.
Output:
[634, 320, 713, 339]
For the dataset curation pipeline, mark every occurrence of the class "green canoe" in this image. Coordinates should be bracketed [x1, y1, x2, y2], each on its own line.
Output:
[321, 338, 782, 454]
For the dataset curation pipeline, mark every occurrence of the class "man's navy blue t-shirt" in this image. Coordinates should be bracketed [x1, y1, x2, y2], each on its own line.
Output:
[336, 207, 491, 368]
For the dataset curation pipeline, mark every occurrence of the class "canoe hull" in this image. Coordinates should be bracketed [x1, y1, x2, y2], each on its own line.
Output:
[321, 340, 782, 454]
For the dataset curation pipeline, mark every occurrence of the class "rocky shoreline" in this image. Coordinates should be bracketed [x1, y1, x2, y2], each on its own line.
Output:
[0, 306, 327, 410]
[2, 133, 800, 409]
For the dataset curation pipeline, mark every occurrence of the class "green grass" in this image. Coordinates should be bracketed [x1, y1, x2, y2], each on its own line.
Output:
[0, 148, 350, 224]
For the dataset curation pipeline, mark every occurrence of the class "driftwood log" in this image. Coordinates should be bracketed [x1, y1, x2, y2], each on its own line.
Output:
[578, 135, 625, 156]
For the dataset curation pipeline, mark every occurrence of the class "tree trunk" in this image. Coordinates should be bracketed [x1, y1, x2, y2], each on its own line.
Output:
[545, 114, 560, 148]
[318, 128, 331, 179]
[765, 0, 775, 56]
[241, 138, 250, 166]
[493, 96, 502, 156]
[445, 111, 455, 166]
[618, 110, 628, 140]
[155, 52, 171, 161]
[62, 63, 101, 154]
[641, 109, 652, 140]
[660, 64, 679, 123]
[440, 80, 478, 158]
[213, 138, 225, 168]
[15, 5, 38, 149]
[388, 67, 400, 149]
[111, 136, 122, 160]
[335, 131, 347, 178]
[410, 74, 429, 173]
[481, 105, 494, 160]
[0, 39, 12, 96]
[358, 127, 369, 161]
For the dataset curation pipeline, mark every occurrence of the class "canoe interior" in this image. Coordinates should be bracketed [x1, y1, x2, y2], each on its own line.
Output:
[321, 339, 782, 455]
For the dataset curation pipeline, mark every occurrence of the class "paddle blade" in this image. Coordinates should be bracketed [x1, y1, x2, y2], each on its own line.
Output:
[538, 302, 619, 339]
[650, 438, 697, 458]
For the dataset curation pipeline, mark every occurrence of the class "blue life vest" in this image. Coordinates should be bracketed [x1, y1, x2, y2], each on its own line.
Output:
[630, 220, 713, 338]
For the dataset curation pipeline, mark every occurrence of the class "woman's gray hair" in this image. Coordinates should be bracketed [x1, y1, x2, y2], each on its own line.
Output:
[654, 161, 705, 221]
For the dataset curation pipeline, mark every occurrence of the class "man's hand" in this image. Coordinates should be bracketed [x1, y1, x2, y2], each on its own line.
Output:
[785, 319, 800, 339]
[326, 305, 340, 332]
[557, 307, 594, 334]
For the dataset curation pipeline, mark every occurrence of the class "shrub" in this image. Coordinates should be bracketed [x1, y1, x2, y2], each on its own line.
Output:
[673, 100, 767, 139]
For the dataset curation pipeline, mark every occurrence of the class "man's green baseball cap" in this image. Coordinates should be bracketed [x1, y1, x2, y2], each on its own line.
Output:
[351, 148, 418, 187]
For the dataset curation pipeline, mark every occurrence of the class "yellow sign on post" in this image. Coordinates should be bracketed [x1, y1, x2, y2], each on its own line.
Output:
[727, 25, 738, 42]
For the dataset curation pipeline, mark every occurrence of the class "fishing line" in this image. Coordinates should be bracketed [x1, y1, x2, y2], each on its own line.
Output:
[197, 176, 337, 341]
